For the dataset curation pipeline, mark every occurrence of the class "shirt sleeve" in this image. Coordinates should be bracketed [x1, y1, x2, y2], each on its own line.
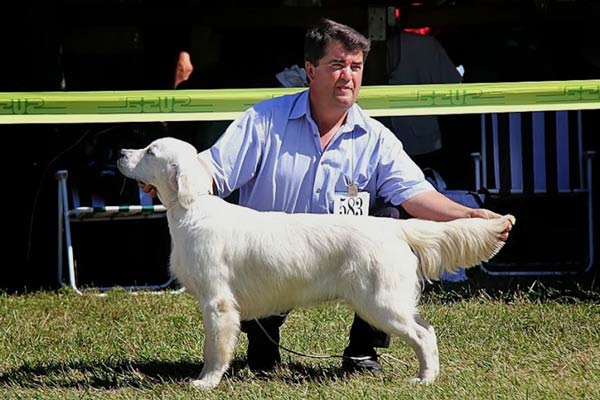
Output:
[198, 108, 265, 198]
[375, 127, 436, 205]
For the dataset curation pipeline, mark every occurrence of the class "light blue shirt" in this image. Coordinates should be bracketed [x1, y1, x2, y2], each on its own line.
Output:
[199, 90, 434, 214]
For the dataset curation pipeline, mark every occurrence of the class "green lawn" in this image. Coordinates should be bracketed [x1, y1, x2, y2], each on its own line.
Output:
[1, 285, 598, 399]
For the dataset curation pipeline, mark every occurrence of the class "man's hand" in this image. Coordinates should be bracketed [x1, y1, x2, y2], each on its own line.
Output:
[468, 208, 513, 240]
[139, 182, 157, 198]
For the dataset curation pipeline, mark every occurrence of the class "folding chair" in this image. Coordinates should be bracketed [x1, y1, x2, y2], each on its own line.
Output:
[56, 169, 174, 294]
[471, 110, 595, 276]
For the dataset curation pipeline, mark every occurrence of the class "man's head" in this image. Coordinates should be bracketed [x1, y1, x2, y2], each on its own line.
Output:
[304, 19, 371, 111]
[304, 18, 371, 66]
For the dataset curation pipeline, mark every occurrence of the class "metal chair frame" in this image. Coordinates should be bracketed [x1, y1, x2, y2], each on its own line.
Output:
[56, 169, 176, 294]
[471, 110, 595, 276]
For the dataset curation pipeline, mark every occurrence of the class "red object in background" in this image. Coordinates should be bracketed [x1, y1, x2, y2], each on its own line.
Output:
[395, 7, 431, 36]
[403, 27, 431, 35]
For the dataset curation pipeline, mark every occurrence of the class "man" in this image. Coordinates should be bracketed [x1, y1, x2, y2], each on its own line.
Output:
[143, 18, 511, 373]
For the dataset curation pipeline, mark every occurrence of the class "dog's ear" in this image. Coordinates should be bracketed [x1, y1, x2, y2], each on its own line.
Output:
[174, 161, 197, 209]
[167, 156, 214, 209]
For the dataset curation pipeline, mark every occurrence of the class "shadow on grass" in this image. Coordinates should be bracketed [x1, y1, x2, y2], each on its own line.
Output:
[0, 358, 203, 389]
[422, 267, 600, 304]
[0, 358, 352, 389]
[254, 361, 348, 385]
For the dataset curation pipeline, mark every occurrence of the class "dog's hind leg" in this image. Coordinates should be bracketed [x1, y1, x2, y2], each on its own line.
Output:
[357, 305, 440, 384]
[192, 297, 240, 390]
[412, 315, 440, 382]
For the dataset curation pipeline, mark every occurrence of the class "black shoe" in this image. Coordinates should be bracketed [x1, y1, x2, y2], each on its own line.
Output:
[341, 347, 383, 373]
[342, 357, 383, 373]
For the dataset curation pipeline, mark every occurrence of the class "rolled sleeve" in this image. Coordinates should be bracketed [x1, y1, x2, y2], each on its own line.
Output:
[375, 128, 435, 205]
[199, 109, 264, 198]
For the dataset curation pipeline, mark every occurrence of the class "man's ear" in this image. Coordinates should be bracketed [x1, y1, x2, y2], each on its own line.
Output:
[305, 61, 315, 82]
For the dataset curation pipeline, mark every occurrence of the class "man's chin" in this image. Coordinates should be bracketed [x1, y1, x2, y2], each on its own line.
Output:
[335, 95, 356, 107]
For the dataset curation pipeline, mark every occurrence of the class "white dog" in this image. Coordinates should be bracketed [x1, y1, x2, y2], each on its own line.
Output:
[117, 137, 514, 389]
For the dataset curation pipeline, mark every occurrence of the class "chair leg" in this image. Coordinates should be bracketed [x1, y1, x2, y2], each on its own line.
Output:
[58, 176, 83, 295]
[57, 179, 63, 287]
[64, 217, 82, 295]
[471, 152, 482, 191]
[585, 151, 596, 272]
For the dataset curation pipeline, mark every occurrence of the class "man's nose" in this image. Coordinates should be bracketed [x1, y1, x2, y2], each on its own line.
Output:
[340, 66, 352, 80]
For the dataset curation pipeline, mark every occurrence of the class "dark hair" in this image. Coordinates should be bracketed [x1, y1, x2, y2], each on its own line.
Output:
[304, 18, 371, 66]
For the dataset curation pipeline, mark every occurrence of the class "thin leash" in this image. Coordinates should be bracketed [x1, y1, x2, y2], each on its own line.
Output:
[253, 318, 410, 368]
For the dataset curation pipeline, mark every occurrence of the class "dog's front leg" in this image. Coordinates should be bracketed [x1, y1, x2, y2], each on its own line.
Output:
[192, 298, 240, 390]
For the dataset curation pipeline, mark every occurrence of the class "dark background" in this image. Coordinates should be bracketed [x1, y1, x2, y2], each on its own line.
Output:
[6, 0, 600, 292]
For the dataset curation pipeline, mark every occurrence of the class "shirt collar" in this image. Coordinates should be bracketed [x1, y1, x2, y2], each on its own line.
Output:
[289, 90, 310, 119]
[290, 89, 368, 135]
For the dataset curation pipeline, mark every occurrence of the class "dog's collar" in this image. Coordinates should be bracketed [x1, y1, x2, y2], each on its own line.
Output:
[163, 191, 213, 210]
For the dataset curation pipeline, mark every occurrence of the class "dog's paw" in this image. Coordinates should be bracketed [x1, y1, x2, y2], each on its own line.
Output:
[410, 376, 435, 385]
[191, 377, 220, 390]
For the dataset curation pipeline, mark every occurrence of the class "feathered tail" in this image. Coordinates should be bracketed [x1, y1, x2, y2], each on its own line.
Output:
[397, 215, 516, 281]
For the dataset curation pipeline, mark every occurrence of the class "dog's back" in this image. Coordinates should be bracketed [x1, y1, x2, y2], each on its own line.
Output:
[171, 196, 512, 319]
[170, 198, 411, 317]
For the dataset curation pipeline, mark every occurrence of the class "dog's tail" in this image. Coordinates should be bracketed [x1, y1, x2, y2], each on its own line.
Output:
[397, 215, 515, 281]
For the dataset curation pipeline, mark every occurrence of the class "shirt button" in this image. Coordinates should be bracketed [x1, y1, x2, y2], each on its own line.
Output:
[316, 188, 321, 193]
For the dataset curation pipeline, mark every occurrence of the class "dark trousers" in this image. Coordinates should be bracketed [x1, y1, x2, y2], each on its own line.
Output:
[241, 203, 405, 354]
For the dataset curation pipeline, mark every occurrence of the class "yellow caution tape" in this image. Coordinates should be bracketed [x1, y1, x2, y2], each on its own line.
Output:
[1, 80, 598, 124]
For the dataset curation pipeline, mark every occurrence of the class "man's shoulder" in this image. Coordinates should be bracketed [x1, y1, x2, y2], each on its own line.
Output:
[351, 104, 393, 136]
[250, 90, 307, 116]
[233, 90, 306, 133]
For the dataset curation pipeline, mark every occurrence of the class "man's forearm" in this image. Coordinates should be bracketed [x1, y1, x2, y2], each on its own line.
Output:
[401, 191, 472, 221]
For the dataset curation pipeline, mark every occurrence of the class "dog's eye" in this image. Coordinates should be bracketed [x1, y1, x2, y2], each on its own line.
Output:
[147, 148, 155, 156]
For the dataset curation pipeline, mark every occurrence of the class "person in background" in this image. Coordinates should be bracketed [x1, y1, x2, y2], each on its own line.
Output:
[385, 28, 463, 169]
[142, 18, 511, 374]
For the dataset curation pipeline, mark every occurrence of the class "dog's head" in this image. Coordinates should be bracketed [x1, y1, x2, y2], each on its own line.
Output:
[117, 137, 213, 209]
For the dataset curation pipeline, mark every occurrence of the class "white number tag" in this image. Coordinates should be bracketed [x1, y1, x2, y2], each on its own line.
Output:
[333, 192, 370, 216]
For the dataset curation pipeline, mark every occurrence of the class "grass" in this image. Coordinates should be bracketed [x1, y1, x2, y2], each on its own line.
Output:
[0, 283, 599, 399]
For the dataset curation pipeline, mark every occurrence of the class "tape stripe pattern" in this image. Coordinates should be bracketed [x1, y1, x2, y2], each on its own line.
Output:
[1, 80, 599, 124]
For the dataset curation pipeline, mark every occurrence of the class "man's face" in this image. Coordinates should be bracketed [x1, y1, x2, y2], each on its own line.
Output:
[305, 39, 364, 110]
